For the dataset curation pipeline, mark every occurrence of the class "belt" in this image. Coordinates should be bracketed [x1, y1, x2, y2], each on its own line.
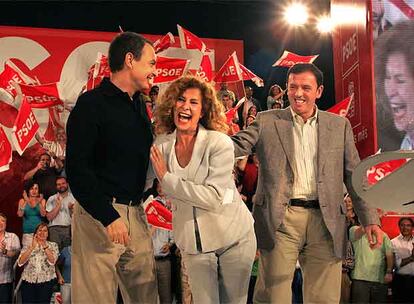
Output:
[154, 255, 170, 261]
[289, 199, 320, 209]
[112, 197, 140, 206]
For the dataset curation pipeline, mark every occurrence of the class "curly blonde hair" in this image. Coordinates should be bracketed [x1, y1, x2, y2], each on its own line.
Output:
[154, 75, 229, 135]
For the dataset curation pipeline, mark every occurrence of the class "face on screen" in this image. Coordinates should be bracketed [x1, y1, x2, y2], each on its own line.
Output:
[385, 52, 414, 133]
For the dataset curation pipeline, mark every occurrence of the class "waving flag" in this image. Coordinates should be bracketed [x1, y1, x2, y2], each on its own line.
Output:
[213, 52, 243, 83]
[154, 32, 175, 53]
[239, 63, 264, 87]
[19, 83, 63, 108]
[0, 63, 29, 98]
[86, 53, 110, 91]
[11, 97, 39, 155]
[197, 54, 213, 82]
[384, 0, 414, 24]
[154, 56, 190, 84]
[143, 195, 172, 230]
[0, 126, 12, 172]
[177, 24, 207, 52]
[272, 50, 319, 67]
[327, 95, 353, 117]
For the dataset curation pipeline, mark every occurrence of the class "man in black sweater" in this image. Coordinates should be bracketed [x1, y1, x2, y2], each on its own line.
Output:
[66, 32, 158, 304]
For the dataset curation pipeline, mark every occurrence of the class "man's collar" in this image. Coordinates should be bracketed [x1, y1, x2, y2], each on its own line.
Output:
[399, 233, 414, 241]
[289, 106, 319, 124]
[100, 77, 141, 100]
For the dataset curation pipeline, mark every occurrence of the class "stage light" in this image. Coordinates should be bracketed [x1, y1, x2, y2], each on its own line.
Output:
[316, 15, 334, 33]
[284, 3, 309, 26]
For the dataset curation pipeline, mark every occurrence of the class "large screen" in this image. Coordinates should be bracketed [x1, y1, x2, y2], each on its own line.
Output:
[374, 0, 414, 151]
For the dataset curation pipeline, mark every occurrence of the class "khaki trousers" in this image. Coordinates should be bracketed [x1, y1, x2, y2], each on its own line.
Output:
[182, 227, 256, 304]
[72, 202, 158, 304]
[254, 206, 342, 304]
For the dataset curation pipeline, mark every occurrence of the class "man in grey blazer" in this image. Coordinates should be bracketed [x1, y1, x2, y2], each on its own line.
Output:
[231, 63, 383, 303]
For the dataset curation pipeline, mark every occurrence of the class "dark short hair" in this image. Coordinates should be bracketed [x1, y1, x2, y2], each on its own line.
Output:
[0, 213, 6, 221]
[108, 32, 152, 73]
[24, 180, 41, 194]
[287, 63, 324, 87]
[39, 153, 51, 161]
[398, 217, 414, 227]
[55, 176, 67, 183]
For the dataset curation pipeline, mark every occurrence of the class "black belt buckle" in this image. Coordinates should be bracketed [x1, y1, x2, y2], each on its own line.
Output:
[290, 199, 320, 209]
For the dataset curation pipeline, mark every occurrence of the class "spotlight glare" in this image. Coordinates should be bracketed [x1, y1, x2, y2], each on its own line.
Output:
[316, 15, 334, 33]
[284, 3, 309, 26]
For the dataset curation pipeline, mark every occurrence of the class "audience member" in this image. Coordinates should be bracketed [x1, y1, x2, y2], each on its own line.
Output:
[217, 82, 236, 103]
[0, 213, 21, 304]
[17, 181, 46, 248]
[238, 86, 261, 129]
[150, 180, 174, 304]
[221, 92, 240, 135]
[35, 127, 66, 170]
[267, 84, 284, 110]
[350, 224, 393, 303]
[18, 223, 59, 304]
[56, 244, 72, 304]
[46, 176, 75, 251]
[391, 217, 414, 303]
[23, 153, 63, 200]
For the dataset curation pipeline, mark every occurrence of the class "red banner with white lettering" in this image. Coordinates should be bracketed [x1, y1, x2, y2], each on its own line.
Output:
[11, 97, 39, 155]
[366, 157, 407, 185]
[0, 63, 28, 98]
[154, 56, 190, 84]
[327, 95, 353, 117]
[0, 126, 12, 172]
[197, 54, 213, 82]
[177, 24, 206, 52]
[145, 199, 173, 231]
[272, 50, 319, 68]
[19, 83, 63, 108]
[213, 52, 243, 83]
[154, 32, 175, 54]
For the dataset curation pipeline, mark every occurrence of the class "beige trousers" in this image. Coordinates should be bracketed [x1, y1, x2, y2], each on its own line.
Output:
[72, 202, 158, 304]
[254, 206, 342, 304]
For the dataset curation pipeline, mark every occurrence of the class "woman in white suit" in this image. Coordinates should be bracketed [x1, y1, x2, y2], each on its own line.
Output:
[150, 76, 256, 304]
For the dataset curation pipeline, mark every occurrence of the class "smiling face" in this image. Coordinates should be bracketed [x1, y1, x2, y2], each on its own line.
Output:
[385, 52, 414, 133]
[287, 71, 323, 121]
[35, 225, 49, 242]
[29, 183, 40, 197]
[128, 43, 157, 91]
[399, 219, 413, 237]
[173, 88, 203, 134]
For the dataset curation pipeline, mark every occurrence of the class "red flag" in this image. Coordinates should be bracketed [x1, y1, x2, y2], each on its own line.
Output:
[213, 52, 243, 83]
[153, 32, 175, 53]
[11, 97, 39, 155]
[154, 56, 190, 84]
[197, 54, 213, 82]
[0, 126, 12, 172]
[366, 157, 407, 185]
[177, 24, 207, 52]
[327, 95, 353, 117]
[272, 50, 319, 67]
[145, 199, 172, 231]
[20, 83, 63, 108]
[0, 63, 28, 98]
[225, 98, 246, 123]
[239, 63, 264, 87]
[86, 53, 111, 91]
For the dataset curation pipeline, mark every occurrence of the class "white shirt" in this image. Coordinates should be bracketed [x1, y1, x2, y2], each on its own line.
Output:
[0, 232, 21, 284]
[400, 134, 413, 150]
[18, 241, 59, 283]
[391, 234, 414, 275]
[290, 107, 319, 200]
[46, 192, 75, 227]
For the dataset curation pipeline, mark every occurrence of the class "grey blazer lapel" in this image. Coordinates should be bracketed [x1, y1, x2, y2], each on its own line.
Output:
[317, 112, 333, 176]
[274, 109, 295, 172]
